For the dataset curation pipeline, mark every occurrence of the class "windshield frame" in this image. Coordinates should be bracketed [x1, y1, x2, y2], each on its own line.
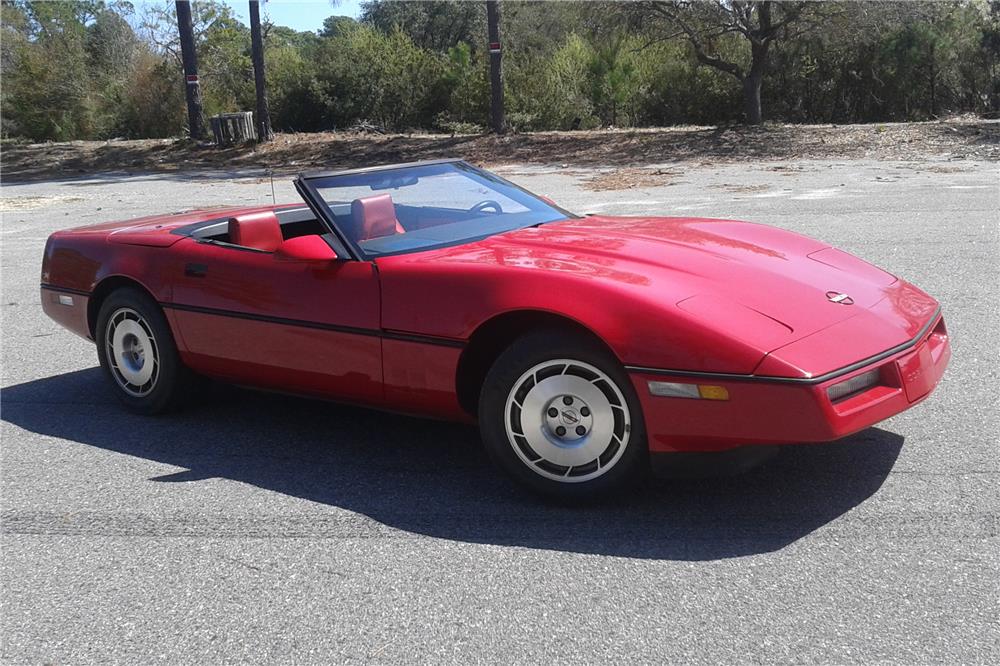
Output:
[294, 159, 576, 261]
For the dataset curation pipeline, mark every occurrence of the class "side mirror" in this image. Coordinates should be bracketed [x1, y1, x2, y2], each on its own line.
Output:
[274, 235, 339, 262]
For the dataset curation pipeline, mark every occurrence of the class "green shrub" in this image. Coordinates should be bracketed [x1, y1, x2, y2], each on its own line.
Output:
[310, 24, 447, 130]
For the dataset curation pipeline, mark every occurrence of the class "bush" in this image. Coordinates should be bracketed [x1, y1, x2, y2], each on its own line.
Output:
[507, 34, 597, 131]
[3, 20, 92, 140]
[438, 42, 489, 127]
[310, 24, 447, 130]
[634, 39, 743, 126]
[116, 51, 187, 138]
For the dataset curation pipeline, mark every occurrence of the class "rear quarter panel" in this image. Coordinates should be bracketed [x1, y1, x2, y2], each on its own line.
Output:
[44, 231, 175, 299]
[42, 230, 179, 340]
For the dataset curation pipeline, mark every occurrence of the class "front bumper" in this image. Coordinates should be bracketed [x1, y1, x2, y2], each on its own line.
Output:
[630, 314, 951, 453]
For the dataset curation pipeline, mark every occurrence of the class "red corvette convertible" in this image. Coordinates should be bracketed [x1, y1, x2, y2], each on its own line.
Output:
[41, 159, 950, 497]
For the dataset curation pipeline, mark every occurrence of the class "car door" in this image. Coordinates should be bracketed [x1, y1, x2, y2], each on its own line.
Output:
[166, 237, 383, 406]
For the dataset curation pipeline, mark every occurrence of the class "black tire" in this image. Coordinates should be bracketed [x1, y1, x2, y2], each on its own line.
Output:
[478, 329, 648, 500]
[95, 286, 193, 415]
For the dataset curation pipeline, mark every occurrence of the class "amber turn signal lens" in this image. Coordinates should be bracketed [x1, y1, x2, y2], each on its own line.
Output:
[697, 385, 729, 400]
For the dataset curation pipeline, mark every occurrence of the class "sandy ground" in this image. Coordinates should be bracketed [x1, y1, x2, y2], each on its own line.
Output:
[2, 117, 997, 183]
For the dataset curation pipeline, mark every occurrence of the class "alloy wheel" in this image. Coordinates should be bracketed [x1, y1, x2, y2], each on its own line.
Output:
[504, 359, 632, 483]
[104, 307, 160, 397]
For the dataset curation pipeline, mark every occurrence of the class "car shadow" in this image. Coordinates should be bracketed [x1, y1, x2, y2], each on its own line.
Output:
[1, 368, 904, 561]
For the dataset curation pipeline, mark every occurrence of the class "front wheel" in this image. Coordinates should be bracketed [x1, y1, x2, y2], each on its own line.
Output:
[479, 331, 648, 500]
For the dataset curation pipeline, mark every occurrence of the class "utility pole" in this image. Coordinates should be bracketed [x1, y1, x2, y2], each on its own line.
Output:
[486, 0, 504, 134]
[249, 0, 273, 142]
[175, 0, 205, 140]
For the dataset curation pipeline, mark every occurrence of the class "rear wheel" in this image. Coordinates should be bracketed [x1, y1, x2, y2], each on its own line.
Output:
[95, 287, 192, 414]
[479, 330, 648, 500]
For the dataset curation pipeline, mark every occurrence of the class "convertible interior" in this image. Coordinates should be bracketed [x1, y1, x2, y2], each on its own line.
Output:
[191, 194, 518, 256]
[192, 195, 410, 249]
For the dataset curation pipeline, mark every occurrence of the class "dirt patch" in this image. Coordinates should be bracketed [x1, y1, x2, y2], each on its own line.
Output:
[915, 164, 974, 173]
[1, 117, 997, 182]
[582, 167, 682, 191]
[764, 165, 805, 171]
[0, 195, 85, 211]
[709, 183, 772, 193]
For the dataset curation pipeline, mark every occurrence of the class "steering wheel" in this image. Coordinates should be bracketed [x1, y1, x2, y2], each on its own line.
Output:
[469, 200, 504, 215]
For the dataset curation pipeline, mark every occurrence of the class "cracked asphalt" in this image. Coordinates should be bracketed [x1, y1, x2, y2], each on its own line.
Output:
[2, 158, 998, 663]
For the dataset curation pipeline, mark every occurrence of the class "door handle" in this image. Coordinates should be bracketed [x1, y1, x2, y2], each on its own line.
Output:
[184, 263, 208, 278]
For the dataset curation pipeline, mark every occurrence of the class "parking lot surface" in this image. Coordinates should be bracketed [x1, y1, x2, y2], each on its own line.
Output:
[2, 159, 998, 663]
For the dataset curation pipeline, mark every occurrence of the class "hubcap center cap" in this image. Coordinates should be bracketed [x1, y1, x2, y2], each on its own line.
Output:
[544, 394, 593, 442]
[560, 409, 579, 425]
[121, 333, 145, 371]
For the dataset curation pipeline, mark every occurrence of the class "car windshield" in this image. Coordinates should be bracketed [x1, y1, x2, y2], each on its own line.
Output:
[306, 161, 571, 257]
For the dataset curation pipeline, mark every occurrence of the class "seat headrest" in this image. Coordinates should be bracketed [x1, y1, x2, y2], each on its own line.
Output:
[351, 194, 404, 241]
[228, 211, 283, 252]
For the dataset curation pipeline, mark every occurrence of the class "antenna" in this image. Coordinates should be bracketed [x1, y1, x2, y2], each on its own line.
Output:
[269, 168, 276, 204]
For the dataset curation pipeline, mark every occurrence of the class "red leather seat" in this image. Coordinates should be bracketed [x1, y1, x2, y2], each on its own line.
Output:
[351, 194, 405, 241]
[228, 211, 283, 251]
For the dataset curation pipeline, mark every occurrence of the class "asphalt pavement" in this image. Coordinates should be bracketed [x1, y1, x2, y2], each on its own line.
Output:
[2, 158, 998, 663]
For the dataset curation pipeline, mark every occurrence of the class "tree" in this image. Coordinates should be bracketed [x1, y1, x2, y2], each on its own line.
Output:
[1, 0, 94, 139]
[310, 24, 446, 130]
[249, 0, 272, 141]
[360, 0, 483, 52]
[486, 0, 504, 133]
[139, 0, 255, 117]
[642, 1, 810, 124]
[175, 0, 205, 138]
[4, 0, 1000, 139]
[320, 15, 357, 38]
[437, 41, 489, 130]
[983, 0, 1000, 114]
[587, 34, 638, 126]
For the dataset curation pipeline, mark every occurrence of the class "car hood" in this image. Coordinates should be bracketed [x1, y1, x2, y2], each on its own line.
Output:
[453, 215, 935, 362]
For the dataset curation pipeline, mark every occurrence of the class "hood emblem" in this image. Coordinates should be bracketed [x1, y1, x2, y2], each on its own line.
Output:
[826, 291, 854, 305]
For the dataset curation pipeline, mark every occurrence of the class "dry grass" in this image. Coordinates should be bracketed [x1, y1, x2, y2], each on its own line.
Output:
[582, 167, 682, 191]
[709, 183, 772, 193]
[1, 117, 997, 182]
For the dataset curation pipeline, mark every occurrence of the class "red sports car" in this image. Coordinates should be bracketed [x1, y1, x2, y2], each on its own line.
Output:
[41, 159, 950, 498]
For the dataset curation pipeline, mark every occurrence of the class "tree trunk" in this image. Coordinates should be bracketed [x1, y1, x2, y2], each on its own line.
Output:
[742, 75, 763, 125]
[175, 1, 205, 140]
[928, 42, 937, 118]
[742, 41, 769, 125]
[486, 1, 505, 134]
[249, 0, 273, 142]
